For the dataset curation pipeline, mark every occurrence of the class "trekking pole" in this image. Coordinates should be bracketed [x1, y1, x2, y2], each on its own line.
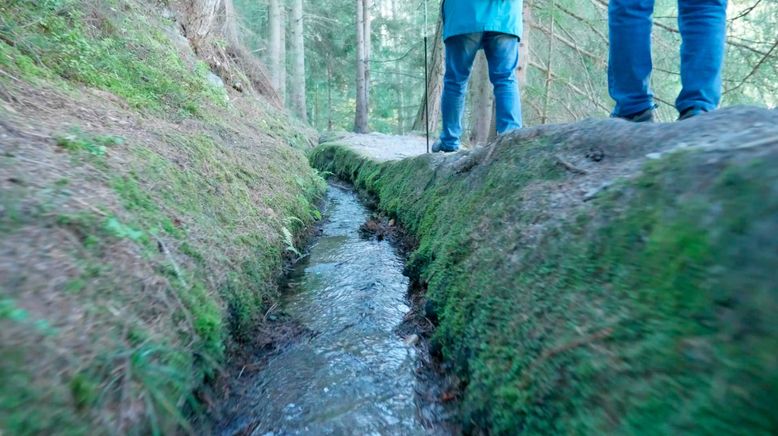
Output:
[423, 0, 430, 154]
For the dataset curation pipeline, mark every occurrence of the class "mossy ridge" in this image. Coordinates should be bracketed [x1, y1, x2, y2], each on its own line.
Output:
[0, 0, 326, 433]
[310, 141, 778, 434]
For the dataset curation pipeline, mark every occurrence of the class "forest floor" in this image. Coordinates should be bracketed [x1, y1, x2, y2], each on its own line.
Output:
[0, 1, 325, 433]
[311, 107, 778, 433]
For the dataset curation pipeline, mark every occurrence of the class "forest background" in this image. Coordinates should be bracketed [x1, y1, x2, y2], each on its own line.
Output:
[234, 0, 776, 145]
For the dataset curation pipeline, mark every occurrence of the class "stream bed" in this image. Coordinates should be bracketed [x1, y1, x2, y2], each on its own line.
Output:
[217, 184, 444, 435]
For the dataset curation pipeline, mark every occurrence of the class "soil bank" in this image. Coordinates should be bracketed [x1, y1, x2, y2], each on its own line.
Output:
[0, 0, 323, 433]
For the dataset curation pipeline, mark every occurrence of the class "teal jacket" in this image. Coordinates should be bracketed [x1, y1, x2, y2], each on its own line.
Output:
[442, 0, 523, 41]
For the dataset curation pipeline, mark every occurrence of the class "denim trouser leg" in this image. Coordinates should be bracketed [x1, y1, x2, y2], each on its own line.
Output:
[440, 34, 481, 150]
[677, 0, 727, 112]
[608, 0, 656, 117]
[483, 33, 522, 134]
[440, 32, 522, 150]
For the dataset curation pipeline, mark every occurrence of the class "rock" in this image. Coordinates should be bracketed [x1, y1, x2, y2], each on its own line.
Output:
[206, 72, 225, 89]
[423, 300, 438, 322]
[404, 334, 420, 346]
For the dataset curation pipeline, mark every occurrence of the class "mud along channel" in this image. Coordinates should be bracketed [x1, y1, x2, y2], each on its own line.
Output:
[214, 184, 447, 435]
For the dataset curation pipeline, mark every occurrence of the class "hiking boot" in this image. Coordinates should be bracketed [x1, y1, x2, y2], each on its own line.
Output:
[617, 108, 655, 123]
[431, 140, 458, 153]
[678, 107, 707, 121]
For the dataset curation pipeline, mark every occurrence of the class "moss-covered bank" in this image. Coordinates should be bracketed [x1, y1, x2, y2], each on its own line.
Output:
[1, 0, 323, 433]
[310, 108, 778, 434]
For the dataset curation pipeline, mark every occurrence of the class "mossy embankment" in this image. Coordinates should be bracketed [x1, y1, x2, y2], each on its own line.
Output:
[311, 107, 778, 434]
[1, 0, 324, 434]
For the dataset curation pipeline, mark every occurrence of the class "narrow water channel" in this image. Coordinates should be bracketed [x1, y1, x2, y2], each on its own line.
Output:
[219, 184, 439, 435]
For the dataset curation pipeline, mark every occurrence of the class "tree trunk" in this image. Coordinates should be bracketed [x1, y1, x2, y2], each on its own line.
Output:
[412, 16, 444, 133]
[279, 3, 287, 105]
[363, 0, 371, 113]
[397, 84, 405, 134]
[327, 61, 334, 131]
[391, 0, 403, 134]
[290, 0, 307, 121]
[354, 0, 369, 133]
[186, 0, 222, 46]
[488, 101, 498, 142]
[269, 0, 283, 96]
[541, 2, 555, 124]
[221, 0, 240, 46]
[313, 83, 319, 128]
[517, 1, 532, 87]
[468, 51, 493, 146]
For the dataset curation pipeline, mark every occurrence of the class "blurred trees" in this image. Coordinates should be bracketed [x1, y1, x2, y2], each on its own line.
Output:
[290, 0, 307, 121]
[229, 0, 776, 135]
[354, 0, 369, 133]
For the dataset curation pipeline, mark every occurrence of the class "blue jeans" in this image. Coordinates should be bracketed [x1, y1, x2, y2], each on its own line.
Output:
[608, 0, 727, 117]
[439, 32, 522, 151]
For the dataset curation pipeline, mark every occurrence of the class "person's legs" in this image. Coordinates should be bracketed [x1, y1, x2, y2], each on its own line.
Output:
[482, 32, 522, 133]
[608, 0, 656, 117]
[439, 33, 482, 151]
[676, 0, 727, 115]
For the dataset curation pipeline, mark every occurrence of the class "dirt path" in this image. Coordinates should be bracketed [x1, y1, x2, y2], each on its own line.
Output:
[323, 132, 429, 162]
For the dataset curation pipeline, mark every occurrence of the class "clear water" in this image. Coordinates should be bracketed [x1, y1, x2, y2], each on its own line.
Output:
[221, 185, 433, 435]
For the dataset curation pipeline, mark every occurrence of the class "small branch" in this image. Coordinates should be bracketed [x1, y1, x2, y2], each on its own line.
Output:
[723, 37, 778, 95]
[729, 0, 763, 22]
[154, 235, 188, 290]
[555, 155, 589, 175]
[557, 25, 601, 105]
[529, 60, 611, 113]
[518, 327, 614, 388]
[0, 68, 22, 83]
[262, 303, 279, 323]
[530, 22, 604, 66]
[15, 156, 61, 170]
[556, 4, 608, 44]
[73, 198, 108, 217]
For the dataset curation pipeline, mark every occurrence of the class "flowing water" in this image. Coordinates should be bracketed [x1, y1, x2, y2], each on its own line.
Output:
[219, 184, 441, 435]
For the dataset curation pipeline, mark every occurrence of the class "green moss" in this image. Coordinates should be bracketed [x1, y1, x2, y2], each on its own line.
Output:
[111, 135, 325, 343]
[63, 278, 87, 294]
[0, 0, 227, 113]
[69, 372, 100, 411]
[310, 142, 778, 434]
[55, 128, 123, 157]
[0, 343, 88, 436]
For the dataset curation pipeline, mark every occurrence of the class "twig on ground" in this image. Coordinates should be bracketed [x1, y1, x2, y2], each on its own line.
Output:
[0, 68, 22, 82]
[583, 181, 612, 202]
[555, 155, 589, 175]
[14, 156, 62, 170]
[155, 235, 188, 289]
[262, 303, 279, 323]
[518, 327, 614, 389]
[73, 197, 109, 216]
